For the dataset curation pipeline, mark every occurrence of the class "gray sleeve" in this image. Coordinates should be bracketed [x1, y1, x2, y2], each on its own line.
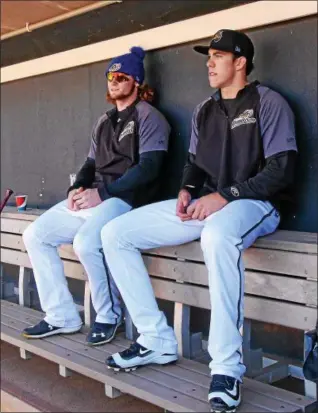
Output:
[259, 87, 297, 159]
[88, 113, 108, 159]
[137, 104, 171, 154]
[189, 98, 211, 155]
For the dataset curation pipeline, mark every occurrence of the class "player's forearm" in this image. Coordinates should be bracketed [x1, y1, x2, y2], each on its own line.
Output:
[219, 151, 296, 202]
[180, 153, 207, 198]
[97, 151, 165, 200]
[67, 157, 96, 195]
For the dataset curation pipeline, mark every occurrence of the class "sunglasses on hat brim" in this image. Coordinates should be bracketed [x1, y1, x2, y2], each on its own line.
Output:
[106, 72, 131, 83]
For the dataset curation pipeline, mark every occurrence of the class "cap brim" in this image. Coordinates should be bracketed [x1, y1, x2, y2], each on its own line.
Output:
[193, 45, 210, 55]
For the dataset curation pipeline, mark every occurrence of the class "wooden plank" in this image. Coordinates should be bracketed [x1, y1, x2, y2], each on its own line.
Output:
[145, 247, 317, 279]
[0, 309, 301, 413]
[1, 301, 313, 412]
[244, 273, 317, 306]
[1, 249, 87, 281]
[1, 246, 316, 326]
[0, 233, 24, 250]
[2, 208, 317, 253]
[58, 244, 78, 261]
[145, 255, 317, 304]
[0, 218, 30, 234]
[150, 279, 317, 331]
[243, 248, 317, 279]
[1, 249, 31, 268]
[147, 230, 318, 259]
[0, 233, 79, 261]
[253, 230, 318, 254]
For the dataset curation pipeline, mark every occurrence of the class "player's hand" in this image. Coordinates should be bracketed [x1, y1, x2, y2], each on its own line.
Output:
[186, 192, 228, 221]
[176, 189, 192, 221]
[67, 188, 83, 211]
[73, 188, 102, 210]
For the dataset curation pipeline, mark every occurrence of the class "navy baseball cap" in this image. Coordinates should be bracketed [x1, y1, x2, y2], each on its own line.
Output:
[194, 29, 254, 62]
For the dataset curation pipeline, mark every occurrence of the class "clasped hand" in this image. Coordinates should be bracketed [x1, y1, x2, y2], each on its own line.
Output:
[67, 187, 102, 211]
[176, 189, 228, 221]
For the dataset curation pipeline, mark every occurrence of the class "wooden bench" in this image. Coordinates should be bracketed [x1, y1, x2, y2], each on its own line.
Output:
[1, 207, 317, 412]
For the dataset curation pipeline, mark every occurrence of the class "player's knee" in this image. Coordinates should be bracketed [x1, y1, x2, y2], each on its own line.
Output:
[101, 218, 132, 254]
[23, 221, 43, 249]
[73, 233, 94, 258]
[200, 224, 227, 252]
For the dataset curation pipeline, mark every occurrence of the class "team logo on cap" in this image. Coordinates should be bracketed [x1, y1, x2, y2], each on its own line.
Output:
[211, 30, 223, 43]
[231, 109, 256, 130]
[109, 63, 122, 72]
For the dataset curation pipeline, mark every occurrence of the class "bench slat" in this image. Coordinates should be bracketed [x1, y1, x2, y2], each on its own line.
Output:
[1, 248, 316, 325]
[2, 245, 316, 306]
[1, 218, 29, 234]
[146, 246, 317, 279]
[0, 248, 87, 281]
[151, 279, 317, 331]
[2, 218, 317, 279]
[2, 209, 317, 253]
[144, 255, 317, 305]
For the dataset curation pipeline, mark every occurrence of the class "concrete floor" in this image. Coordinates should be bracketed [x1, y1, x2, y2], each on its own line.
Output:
[1, 341, 163, 412]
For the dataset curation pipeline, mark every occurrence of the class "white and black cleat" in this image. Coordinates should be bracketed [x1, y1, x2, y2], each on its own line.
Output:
[208, 374, 241, 413]
[106, 342, 178, 371]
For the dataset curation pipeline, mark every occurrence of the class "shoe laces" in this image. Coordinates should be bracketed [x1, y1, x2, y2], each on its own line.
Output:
[92, 322, 112, 333]
[211, 375, 235, 391]
[119, 342, 144, 357]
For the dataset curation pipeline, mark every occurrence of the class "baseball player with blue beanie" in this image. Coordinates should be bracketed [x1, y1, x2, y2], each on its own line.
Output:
[22, 45, 171, 349]
[106, 46, 146, 84]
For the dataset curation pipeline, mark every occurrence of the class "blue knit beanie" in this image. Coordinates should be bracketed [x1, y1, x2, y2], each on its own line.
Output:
[106, 46, 146, 84]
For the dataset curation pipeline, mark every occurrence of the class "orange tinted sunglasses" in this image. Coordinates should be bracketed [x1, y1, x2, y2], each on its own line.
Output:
[106, 72, 130, 83]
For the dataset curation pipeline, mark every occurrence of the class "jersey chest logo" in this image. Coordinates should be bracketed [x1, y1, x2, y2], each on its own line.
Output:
[231, 109, 256, 130]
[118, 121, 135, 142]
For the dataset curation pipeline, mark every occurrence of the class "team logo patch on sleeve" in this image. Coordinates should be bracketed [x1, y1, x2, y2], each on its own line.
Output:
[230, 186, 240, 197]
[118, 121, 135, 142]
[231, 109, 256, 130]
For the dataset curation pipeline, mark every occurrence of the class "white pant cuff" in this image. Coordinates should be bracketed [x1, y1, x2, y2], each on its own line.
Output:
[137, 335, 178, 354]
[95, 314, 122, 325]
[44, 315, 82, 329]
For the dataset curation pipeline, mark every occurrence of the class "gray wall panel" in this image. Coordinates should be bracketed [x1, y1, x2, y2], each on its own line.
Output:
[1, 16, 317, 231]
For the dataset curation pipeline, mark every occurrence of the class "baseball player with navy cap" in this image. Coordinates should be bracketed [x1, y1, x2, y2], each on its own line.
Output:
[101, 29, 297, 412]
